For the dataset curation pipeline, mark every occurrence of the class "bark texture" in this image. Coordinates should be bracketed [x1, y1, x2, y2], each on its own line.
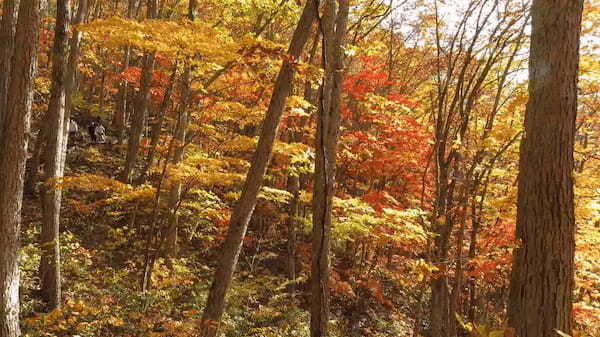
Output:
[0, 0, 42, 334]
[508, 1, 583, 337]
[39, 0, 71, 309]
[198, 2, 318, 336]
[0, 0, 19, 140]
[310, 1, 348, 336]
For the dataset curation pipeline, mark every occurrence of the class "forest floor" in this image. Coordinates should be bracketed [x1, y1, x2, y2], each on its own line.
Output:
[19, 141, 416, 337]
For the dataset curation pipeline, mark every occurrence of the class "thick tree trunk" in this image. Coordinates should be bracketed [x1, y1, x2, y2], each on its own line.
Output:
[38, 0, 71, 310]
[311, 1, 348, 336]
[0, 0, 19, 140]
[0, 0, 42, 334]
[198, 2, 318, 336]
[507, 1, 583, 337]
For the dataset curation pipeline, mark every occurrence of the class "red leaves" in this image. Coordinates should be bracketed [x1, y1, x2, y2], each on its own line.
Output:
[362, 191, 400, 212]
[120, 66, 141, 85]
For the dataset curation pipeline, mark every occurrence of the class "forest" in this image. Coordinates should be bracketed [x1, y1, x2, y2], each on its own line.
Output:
[0, 0, 598, 336]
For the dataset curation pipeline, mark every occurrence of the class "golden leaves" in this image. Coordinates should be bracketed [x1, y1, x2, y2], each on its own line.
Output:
[78, 17, 237, 62]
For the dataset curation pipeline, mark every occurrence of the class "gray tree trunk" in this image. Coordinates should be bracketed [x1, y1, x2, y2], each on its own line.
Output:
[0, 0, 42, 334]
[38, 0, 72, 310]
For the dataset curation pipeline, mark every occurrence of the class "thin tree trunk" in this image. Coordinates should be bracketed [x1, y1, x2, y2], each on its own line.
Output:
[198, 2, 318, 336]
[120, 52, 155, 183]
[38, 0, 71, 310]
[119, 0, 157, 183]
[508, 1, 583, 337]
[164, 67, 191, 257]
[138, 64, 178, 183]
[286, 174, 299, 296]
[113, 0, 138, 143]
[0, 0, 42, 334]
[311, 1, 348, 336]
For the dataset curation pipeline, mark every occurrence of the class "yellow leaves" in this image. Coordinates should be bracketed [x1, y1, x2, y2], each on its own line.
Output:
[222, 135, 257, 153]
[259, 186, 292, 204]
[61, 174, 130, 194]
[209, 102, 265, 129]
[168, 162, 245, 188]
[78, 17, 237, 62]
[108, 316, 125, 327]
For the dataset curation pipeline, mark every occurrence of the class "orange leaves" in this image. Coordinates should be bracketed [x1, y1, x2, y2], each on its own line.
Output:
[357, 279, 394, 309]
[361, 190, 400, 212]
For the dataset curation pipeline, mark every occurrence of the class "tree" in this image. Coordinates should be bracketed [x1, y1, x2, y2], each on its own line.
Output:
[0, 0, 19, 140]
[508, 1, 583, 337]
[198, 1, 318, 335]
[0, 0, 42, 334]
[310, 0, 349, 336]
[120, 0, 158, 183]
[38, 0, 72, 310]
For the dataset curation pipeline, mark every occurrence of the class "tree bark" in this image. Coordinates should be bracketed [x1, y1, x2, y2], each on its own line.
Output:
[286, 174, 299, 296]
[311, 1, 348, 336]
[0, 0, 42, 334]
[165, 67, 191, 257]
[113, 0, 139, 143]
[38, 0, 71, 310]
[120, 52, 155, 183]
[198, 2, 318, 336]
[138, 64, 177, 184]
[508, 1, 583, 337]
[0, 0, 19, 141]
[119, 0, 157, 183]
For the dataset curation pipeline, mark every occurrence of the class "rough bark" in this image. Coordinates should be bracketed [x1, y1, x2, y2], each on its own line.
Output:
[0, 0, 42, 334]
[0, 0, 19, 140]
[508, 1, 583, 337]
[39, 0, 71, 310]
[198, 2, 318, 336]
[311, 1, 348, 336]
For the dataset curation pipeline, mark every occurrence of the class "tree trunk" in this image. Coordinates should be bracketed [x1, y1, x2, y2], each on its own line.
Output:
[165, 67, 191, 257]
[311, 1, 348, 336]
[138, 64, 177, 183]
[119, 0, 157, 183]
[198, 2, 318, 336]
[113, 0, 138, 143]
[0, 0, 42, 334]
[286, 174, 299, 296]
[120, 52, 155, 183]
[38, 0, 71, 310]
[508, 1, 583, 337]
[0, 0, 19, 140]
